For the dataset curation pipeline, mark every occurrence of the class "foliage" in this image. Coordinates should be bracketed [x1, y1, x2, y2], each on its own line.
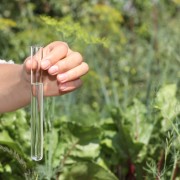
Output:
[0, 0, 180, 179]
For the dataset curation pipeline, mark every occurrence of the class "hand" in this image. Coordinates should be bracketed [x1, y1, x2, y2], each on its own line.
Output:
[24, 41, 89, 96]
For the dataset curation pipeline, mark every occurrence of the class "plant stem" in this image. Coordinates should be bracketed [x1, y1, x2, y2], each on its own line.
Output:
[157, 150, 164, 178]
[170, 158, 178, 180]
[56, 140, 79, 179]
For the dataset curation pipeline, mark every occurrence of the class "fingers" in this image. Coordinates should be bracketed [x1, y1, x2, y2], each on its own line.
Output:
[41, 42, 69, 70]
[25, 45, 47, 72]
[23, 41, 89, 97]
[25, 41, 69, 72]
[57, 62, 89, 83]
[44, 78, 83, 96]
[59, 78, 83, 92]
[48, 52, 83, 75]
[43, 41, 69, 52]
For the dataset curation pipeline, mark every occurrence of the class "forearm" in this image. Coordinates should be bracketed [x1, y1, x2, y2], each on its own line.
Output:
[0, 64, 30, 113]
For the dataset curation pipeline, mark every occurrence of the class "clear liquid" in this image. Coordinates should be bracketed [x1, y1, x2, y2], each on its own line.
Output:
[31, 83, 43, 161]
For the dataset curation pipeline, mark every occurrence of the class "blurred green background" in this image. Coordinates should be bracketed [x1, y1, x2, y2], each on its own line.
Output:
[0, 0, 179, 179]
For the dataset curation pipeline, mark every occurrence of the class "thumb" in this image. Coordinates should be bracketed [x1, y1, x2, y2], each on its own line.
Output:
[24, 56, 38, 73]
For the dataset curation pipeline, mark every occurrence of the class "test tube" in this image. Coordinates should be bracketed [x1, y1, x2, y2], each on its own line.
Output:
[31, 46, 44, 161]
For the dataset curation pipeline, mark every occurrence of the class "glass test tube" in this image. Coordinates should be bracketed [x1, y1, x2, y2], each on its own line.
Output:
[31, 46, 44, 161]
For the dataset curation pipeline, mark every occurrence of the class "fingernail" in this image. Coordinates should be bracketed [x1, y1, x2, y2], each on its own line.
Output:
[57, 73, 67, 83]
[59, 83, 67, 91]
[49, 65, 58, 75]
[41, 60, 50, 69]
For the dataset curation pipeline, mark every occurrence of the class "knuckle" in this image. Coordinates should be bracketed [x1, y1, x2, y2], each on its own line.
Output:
[74, 52, 83, 63]
[55, 42, 69, 54]
[58, 60, 68, 72]
[61, 42, 69, 49]
[83, 62, 89, 72]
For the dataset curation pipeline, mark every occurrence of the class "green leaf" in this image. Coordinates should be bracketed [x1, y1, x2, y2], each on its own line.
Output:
[67, 122, 101, 145]
[155, 84, 180, 131]
[0, 131, 14, 142]
[0, 140, 34, 171]
[61, 162, 118, 180]
[123, 99, 153, 145]
[111, 106, 150, 162]
[71, 143, 100, 160]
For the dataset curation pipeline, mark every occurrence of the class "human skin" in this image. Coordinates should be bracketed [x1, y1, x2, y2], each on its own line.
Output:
[0, 41, 89, 113]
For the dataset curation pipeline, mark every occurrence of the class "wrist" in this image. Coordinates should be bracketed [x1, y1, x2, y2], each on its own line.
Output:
[20, 64, 31, 103]
[0, 64, 31, 113]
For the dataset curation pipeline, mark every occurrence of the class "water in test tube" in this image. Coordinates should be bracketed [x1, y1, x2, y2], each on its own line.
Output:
[31, 46, 44, 161]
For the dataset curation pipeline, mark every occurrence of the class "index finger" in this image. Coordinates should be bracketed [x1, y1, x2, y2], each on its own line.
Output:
[41, 41, 70, 70]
